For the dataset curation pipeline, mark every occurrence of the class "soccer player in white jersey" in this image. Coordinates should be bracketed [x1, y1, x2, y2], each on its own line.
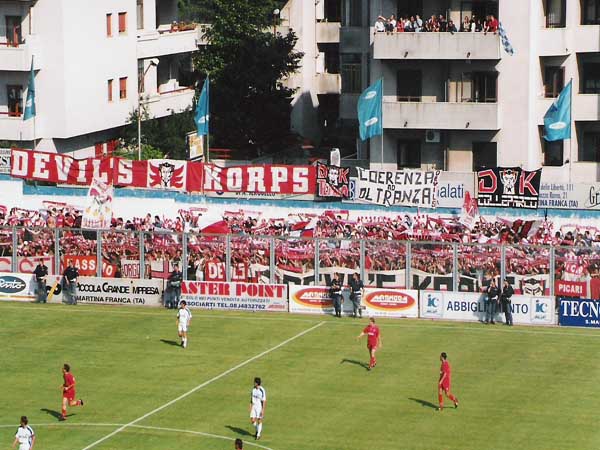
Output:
[176, 300, 192, 348]
[12, 416, 35, 450]
[250, 377, 266, 440]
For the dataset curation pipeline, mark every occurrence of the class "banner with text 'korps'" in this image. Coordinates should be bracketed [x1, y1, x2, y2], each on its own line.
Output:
[477, 167, 542, 209]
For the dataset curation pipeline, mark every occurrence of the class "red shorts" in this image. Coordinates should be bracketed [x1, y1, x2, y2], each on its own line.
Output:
[367, 343, 377, 351]
[63, 390, 75, 401]
[440, 382, 450, 392]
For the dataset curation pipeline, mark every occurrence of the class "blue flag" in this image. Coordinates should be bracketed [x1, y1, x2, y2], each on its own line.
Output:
[195, 76, 209, 136]
[23, 58, 36, 121]
[358, 78, 383, 141]
[544, 80, 571, 141]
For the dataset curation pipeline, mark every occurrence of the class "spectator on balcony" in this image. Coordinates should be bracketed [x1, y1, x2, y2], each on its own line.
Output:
[374, 16, 386, 33]
[396, 17, 405, 32]
[414, 15, 423, 32]
[484, 14, 499, 34]
[404, 17, 414, 32]
[386, 14, 397, 32]
[461, 15, 471, 31]
[438, 15, 447, 32]
[474, 16, 483, 32]
[447, 19, 457, 33]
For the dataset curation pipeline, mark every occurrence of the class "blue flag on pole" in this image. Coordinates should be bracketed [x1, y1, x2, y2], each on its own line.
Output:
[544, 80, 571, 141]
[23, 58, 36, 121]
[358, 78, 383, 141]
[195, 76, 209, 136]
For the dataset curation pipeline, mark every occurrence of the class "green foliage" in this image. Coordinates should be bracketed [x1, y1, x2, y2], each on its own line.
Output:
[115, 143, 164, 161]
[119, 107, 196, 160]
[177, 0, 217, 23]
[194, 0, 303, 155]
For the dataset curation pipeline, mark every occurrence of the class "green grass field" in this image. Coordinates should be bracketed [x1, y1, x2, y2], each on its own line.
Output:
[0, 302, 599, 450]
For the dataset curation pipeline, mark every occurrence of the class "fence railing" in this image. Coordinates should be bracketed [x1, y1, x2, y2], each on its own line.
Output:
[1, 226, 598, 295]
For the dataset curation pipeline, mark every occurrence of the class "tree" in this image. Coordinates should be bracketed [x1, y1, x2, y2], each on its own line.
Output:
[193, 0, 303, 157]
[118, 106, 196, 160]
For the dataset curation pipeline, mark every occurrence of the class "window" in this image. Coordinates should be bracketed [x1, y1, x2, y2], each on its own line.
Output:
[324, 0, 341, 22]
[472, 142, 497, 171]
[119, 77, 127, 99]
[543, 139, 563, 166]
[580, 132, 600, 162]
[472, 72, 497, 102]
[544, 66, 564, 98]
[323, 45, 340, 73]
[583, 0, 600, 24]
[341, 53, 361, 93]
[7, 85, 23, 117]
[138, 60, 144, 94]
[545, 0, 565, 27]
[397, 140, 421, 168]
[397, 70, 422, 102]
[118, 12, 127, 33]
[397, 0, 422, 18]
[106, 13, 112, 37]
[5, 16, 22, 46]
[137, 0, 144, 30]
[341, 0, 362, 26]
[107, 79, 113, 101]
[582, 63, 600, 93]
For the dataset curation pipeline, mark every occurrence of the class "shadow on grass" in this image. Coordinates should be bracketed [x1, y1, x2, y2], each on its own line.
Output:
[408, 398, 438, 409]
[41, 408, 72, 420]
[340, 358, 369, 370]
[160, 339, 181, 347]
[225, 425, 253, 437]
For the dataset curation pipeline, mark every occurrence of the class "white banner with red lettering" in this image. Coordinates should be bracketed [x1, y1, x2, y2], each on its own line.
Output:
[181, 281, 288, 311]
[288, 285, 419, 317]
[0, 256, 56, 275]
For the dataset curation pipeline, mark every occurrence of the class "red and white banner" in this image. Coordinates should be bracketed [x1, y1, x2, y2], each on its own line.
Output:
[288, 285, 419, 317]
[555, 280, 587, 298]
[204, 261, 253, 282]
[63, 255, 116, 277]
[10, 149, 316, 196]
[202, 164, 315, 196]
[181, 281, 287, 311]
[0, 256, 56, 274]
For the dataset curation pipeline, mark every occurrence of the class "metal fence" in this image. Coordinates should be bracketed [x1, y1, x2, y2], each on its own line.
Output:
[1, 226, 598, 295]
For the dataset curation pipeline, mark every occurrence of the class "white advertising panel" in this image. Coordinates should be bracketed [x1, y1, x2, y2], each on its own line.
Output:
[420, 291, 555, 325]
[181, 281, 288, 312]
[288, 285, 419, 318]
[0, 272, 36, 301]
[48, 277, 163, 306]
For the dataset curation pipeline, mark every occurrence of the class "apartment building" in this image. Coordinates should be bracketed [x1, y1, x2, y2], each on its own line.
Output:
[0, 0, 201, 156]
[284, 0, 600, 182]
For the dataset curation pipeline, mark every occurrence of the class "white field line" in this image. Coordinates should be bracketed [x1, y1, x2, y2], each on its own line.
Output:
[80, 321, 325, 450]
[0, 423, 273, 449]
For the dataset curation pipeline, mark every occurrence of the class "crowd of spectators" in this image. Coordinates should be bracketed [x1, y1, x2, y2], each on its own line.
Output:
[374, 12, 498, 34]
[0, 203, 598, 285]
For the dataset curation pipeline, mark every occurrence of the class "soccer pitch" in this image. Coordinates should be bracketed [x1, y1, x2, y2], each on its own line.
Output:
[0, 303, 598, 450]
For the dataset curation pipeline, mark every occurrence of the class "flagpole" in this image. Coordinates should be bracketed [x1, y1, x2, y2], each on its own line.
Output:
[568, 77, 573, 183]
[380, 78, 384, 168]
[206, 72, 210, 164]
[32, 55, 36, 150]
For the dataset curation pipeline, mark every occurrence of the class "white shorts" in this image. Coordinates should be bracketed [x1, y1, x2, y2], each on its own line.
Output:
[19, 444, 31, 450]
[178, 324, 188, 333]
[250, 404, 263, 419]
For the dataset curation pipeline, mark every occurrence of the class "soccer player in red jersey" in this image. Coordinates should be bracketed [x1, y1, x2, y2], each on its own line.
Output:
[356, 317, 382, 370]
[437, 352, 459, 411]
[60, 363, 83, 421]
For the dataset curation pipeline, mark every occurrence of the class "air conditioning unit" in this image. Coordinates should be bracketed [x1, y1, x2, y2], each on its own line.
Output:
[425, 130, 441, 143]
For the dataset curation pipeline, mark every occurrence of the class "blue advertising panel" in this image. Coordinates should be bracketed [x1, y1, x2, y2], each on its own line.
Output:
[558, 298, 600, 328]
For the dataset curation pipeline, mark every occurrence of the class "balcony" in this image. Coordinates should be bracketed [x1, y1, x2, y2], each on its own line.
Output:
[316, 73, 341, 95]
[137, 25, 203, 59]
[383, 100, 499, 130]
[0, 113, 34, 141]
[145, 87, 195, 119]
[373, 32, 501, 60]
[0, 37, 41, 71]
[316, 21, 340, 43]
